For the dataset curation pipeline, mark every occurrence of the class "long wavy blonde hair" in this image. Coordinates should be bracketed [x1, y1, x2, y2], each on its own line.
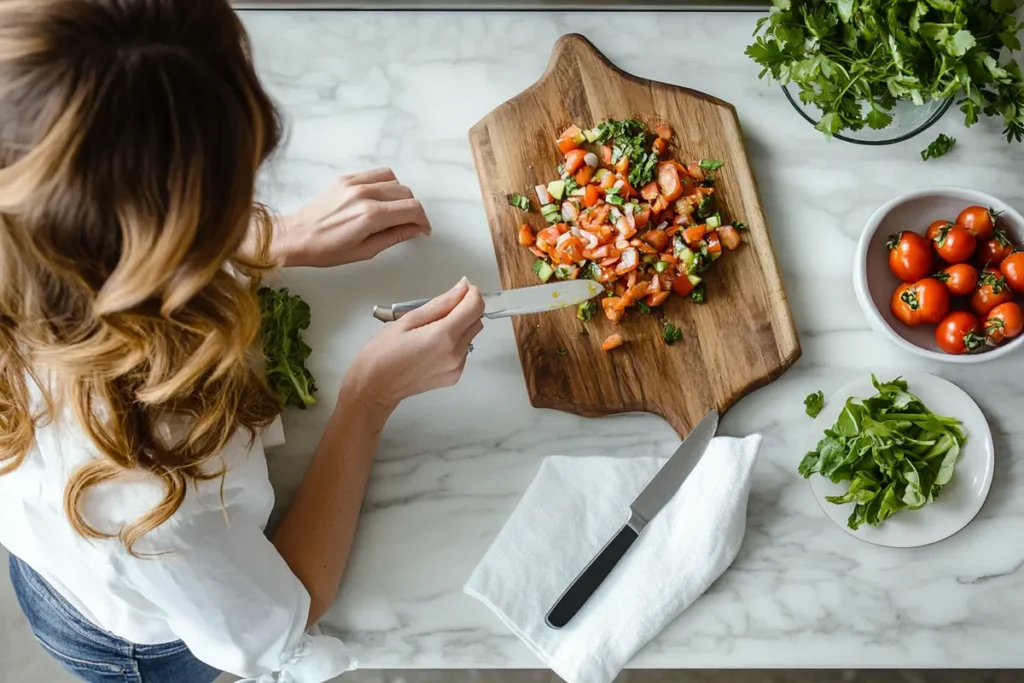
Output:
[0, 0, 283, 554]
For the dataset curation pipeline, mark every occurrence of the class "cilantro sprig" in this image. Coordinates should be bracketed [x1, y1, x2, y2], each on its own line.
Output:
[746, 0, 1024, 147]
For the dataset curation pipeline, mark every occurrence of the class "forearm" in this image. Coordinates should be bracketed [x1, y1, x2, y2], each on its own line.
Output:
[271, 386, 390, 627]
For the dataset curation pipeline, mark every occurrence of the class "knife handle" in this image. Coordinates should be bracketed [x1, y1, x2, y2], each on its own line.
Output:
[372, 298, 431, 322]
[545, 520, 639, 629]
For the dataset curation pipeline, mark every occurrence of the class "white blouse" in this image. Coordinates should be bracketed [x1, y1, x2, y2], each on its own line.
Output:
[0, 386, 355, 683]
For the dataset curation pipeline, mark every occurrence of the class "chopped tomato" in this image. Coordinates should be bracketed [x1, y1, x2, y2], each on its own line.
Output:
[643, 229, 669, 252]
[602, 297, 625, 323]
[626, 270, 638, 289]
[616, 217, 636, 240]
[631, 239, 657, 254]
[619, 177, 637, 198]
[556, 236, 584, 265]
[652, 137, 667, 156]
[646, 290, 670, 307]
[672, 275, 695, 297]
[686, 162, 705, 182]
[659, 252, 678, 265]
[600, 172, 618, 190]
[623, 282, 650, 304]
[537, 226, 562, 245]
[684, 225, 706, 246]
[560, 124, 582, 139]
[528, 246, 546, 258]
[615, 156, 629, 174]
[557, 136, 578, 154]
[615, 247, 639, 275]
[719, 225, 742, 251]
[665, 225, 680, 237]
[706, 231, 722, 255]
[657, 162, 683, 202]
[651, 194, 669, 214]
[564, 149, 588, 175]
[583, 184, 600, 208]
[601, 334, 625, 352]
[566, 266, 580, 280]
[535, 237, 550, 254]
[574, 165, 595, 186]
[634, 206, 651, 230]
[649, 275, 661, 293]
[598, 264, 618, 280]
[655, 123, 673, 140]
[641, 182, 660, 201]
[518, 224, 535, 247]
[600, 145, 613, 166]
[555, 222, 569, 234]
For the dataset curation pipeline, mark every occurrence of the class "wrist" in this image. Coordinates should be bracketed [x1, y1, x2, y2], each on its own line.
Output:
[338, 368, 398, 420]
[272, 211, 306, 268]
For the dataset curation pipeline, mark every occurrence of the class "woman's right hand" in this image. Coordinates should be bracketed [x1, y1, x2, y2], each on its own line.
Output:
[343, 278, 484, 413]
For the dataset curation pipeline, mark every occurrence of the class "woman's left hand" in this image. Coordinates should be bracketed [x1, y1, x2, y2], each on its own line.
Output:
[269, 167, 431, 268]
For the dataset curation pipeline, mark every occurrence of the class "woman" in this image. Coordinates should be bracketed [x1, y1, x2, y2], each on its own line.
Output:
[0, 1, 484, 682]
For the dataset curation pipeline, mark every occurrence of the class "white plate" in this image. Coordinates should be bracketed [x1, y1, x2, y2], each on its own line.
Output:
[806, 373, 994, 548]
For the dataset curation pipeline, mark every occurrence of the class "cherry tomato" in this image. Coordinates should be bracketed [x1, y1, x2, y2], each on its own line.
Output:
[976, 230, 1016, 268]
[936, 311, 984, 355]
[935, 263, 978, 296]
[956, 205, 998, 241]
[887, 231, 933, 282]
[970, 268, 1014, 317]
[933, 224, 977, 264]
[1001, 251, 1024, 292]
[891, 278, 949, 327]
[926, 220, 952, 243]
[891, 283, 919, 327]
[985, 302, 1024, 345]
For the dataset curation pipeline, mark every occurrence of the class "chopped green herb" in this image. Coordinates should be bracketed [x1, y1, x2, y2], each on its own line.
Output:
[662, 320, 683, 346]
[696, 194, 714, 218]
[508, 194, 530, 211]
[804, 390, 825, 418]
[258, 287, 318, 409]
[577, 300, 597, 322]
[637, 301, 652, 314]
[690, 282, 706, 303]
[556, 347, 568, 356]
[606, 193, 624, 206]
[654, 260, 670, 273]
[563, 176, 581, 194]
[580, 327, 590, 338]
[921, 133, 957, 161]
[699, 159, 724, 172]
[733, 221, 749, 232]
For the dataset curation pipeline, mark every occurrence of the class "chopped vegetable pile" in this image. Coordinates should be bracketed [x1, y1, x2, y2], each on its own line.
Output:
[507, 118, 745, 344]
[258, 286, 318, 409]
[746, 0, 1024, 156]
[799, 376, 967, 531]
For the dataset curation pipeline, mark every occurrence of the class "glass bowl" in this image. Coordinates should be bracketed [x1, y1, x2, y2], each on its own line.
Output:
[782, 83, 953, 145]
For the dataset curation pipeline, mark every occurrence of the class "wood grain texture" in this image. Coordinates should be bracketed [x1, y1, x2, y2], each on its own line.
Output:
[469, 34, 800, 438]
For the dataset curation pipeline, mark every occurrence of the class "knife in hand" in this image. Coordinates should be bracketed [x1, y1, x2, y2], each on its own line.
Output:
[545, 409, 720, 629]
[371, 279, 603, 322]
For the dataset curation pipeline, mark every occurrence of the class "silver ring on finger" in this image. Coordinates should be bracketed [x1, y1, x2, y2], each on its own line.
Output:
[466, 342, 475, 355]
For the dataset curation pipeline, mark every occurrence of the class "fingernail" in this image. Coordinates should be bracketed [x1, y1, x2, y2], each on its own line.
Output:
[455, 276, 468, 288]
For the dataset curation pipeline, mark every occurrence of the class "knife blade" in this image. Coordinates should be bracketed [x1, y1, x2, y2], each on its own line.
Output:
[544, 409, 720, 629]
[371, 279, 603, 322]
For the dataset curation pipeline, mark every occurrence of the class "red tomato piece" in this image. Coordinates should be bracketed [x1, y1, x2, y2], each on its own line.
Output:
[719, 225, 742, 251]
[656, 162, 683, 202]
[601, 334, 624, 352]
[518, 224, 534, 247]
[564, 149, 588, 175]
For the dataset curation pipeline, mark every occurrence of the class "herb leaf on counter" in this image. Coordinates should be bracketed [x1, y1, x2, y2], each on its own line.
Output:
[921, 133, 956, 161]
[798, 376, 967, 530]
[258, 287, 318, 410]
[746, 0, 1024, 147]
[662, 321, 683, 345]
[804, 390, 825, 418]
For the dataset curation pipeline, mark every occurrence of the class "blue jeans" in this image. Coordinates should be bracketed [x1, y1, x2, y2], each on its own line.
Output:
[9, 554, 220, 683]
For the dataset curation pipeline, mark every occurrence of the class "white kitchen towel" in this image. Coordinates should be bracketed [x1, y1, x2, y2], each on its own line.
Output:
[464, 435, 761, 683]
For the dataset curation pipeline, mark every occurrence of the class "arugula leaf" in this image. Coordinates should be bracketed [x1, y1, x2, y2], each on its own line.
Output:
[921, 133, 957, 160]
[508, 194, 530, 211]
[258, 287, 318, 409]
[748, 0, 1024, 148]
[798, 377, 967, 530]
[804, 390, 825, 418]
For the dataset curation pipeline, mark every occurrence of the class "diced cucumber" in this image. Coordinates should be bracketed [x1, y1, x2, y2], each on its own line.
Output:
[541, 203, 561, 222]
[594, 168, 610, 183]
[547, 180, 566, 201]
[584, 128, 601, 143]
[677, 245, 696, 268]
[554, 264, 574, 280]
[642, 254, 658, 265]
[573, 132, 586, 145]
[710, 250, 722, 262]
[705, 213, 722, 229]
[655, 260, 670, 273]
[534, 261, 554, 283]
[687, 274, 703, 286]
[570, 188, 587, 197]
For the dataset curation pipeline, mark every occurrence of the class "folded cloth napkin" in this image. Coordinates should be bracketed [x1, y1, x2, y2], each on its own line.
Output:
[464, 435, 761, 683]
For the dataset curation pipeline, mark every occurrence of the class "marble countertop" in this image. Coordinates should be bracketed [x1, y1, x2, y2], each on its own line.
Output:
[241, 10, 1024, 669]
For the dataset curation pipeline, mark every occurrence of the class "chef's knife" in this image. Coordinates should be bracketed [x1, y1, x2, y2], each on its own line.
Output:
[545, 409, 720, 629]
[371, 279, 603, 322]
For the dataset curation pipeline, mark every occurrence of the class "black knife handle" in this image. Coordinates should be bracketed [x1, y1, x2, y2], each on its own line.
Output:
[545, 522, 639, 629]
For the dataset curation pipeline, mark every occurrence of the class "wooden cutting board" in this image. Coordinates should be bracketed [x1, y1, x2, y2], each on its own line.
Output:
[469, 33, 800, 438]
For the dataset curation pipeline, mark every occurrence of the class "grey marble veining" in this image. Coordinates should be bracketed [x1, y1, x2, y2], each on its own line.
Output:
[240, 11, 1024, 670]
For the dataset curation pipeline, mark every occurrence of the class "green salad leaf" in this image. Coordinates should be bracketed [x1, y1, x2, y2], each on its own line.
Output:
[258, 287, 318, 410]
[804, 390, 825, 418]
[798, 376, 967, 530]
[747, 0, 1024, 147]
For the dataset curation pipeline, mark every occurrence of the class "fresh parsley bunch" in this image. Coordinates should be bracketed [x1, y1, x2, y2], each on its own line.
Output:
[258, 286, 318, 409]
[747, 0, 1024, 153]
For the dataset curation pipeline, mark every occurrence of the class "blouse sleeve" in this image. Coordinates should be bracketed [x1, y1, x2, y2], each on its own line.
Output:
[119, 502, 356, 682]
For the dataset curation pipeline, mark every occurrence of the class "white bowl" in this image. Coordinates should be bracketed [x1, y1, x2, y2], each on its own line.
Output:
[854, 186, 1024, 364]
